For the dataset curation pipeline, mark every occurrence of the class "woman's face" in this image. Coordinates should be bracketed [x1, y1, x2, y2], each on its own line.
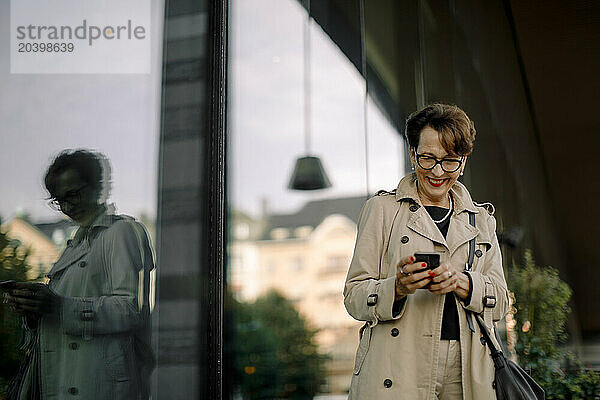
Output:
[409, 126, 466, 206]
[53, 169, 100, 226]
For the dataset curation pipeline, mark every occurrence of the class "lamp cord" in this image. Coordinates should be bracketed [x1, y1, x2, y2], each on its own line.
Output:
[359, 0, 370, 197]
[303, 0, 312, 155]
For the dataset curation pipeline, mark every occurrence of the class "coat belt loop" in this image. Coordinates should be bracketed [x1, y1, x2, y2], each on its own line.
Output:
[82, 300, 93, 341]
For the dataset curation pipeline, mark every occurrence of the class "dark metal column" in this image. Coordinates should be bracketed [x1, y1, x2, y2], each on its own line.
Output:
[154, 0, 228, 398]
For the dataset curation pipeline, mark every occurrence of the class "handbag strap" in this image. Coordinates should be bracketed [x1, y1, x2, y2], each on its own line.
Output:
[465, 212, 502, 348]
[465, 212, 476, 333]
[474, 313, 500, 354]
[466, 212, 504, 359]
[474, 313, 508, 372]
[467, 212, 475, 271]
[466, 213, 507, 357]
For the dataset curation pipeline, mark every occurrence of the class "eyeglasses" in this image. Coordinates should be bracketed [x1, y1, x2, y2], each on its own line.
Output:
[414, 151, 464, 173]
[48, 185, 87, 211]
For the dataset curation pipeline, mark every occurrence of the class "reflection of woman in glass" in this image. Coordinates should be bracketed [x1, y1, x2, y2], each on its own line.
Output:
[344, 104, 509, 399]
[7, 150, 155, 400]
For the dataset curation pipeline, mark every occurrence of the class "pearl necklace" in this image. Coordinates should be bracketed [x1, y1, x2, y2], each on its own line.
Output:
[430, 195, 453, 224]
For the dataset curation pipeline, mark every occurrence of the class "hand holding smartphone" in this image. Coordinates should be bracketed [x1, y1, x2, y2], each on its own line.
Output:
[0, 281, 45, 293]
[1, 281, 59, 316]
[413, 252, 440, 288]
[413, 252, 440, 271]
[0, 280, 17, 292]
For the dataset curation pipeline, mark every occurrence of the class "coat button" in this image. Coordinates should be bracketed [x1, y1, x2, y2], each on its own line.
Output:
[69, 342, 79, 350]
[390, 328, 399, 337]
[401, 236, 409, 244]
[367, 294, 378, 306]
[79, 260, 87, 268]
[68, 387, 78, 395]
[384, 378, 393, 388]
[475, 249, 483, 258]
[409, 204, 419, 212]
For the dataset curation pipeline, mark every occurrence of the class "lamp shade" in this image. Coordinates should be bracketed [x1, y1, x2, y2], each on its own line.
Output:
[288, 156, 332, 190]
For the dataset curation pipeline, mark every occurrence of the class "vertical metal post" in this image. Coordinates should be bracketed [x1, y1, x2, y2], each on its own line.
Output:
[205, 0, 228, 398]
[415, 0, 426, 109]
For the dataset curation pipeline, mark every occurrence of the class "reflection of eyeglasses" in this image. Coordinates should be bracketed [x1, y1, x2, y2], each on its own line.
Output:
[48, 185, 87, 211]
[414, 151, 464, 173]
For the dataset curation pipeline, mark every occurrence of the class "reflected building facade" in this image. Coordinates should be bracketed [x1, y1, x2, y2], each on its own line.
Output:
[230, 196, 366, 393]
[0, 217, 74, 280]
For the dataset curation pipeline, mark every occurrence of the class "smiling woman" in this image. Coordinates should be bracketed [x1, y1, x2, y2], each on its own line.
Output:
[344, 103, 509, 399]
[405, 104, 475, 207]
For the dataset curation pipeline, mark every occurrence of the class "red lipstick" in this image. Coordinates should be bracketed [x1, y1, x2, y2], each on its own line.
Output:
[427, 177, 446, 187]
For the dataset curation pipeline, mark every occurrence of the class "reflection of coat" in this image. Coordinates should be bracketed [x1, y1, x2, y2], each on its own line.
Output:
[18, 210, 155, 400]
[344, 173, 509, 400]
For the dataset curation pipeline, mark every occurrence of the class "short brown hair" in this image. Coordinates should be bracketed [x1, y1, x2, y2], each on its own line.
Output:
[44, 149, 104, 198]
[405, 103, 476, 156]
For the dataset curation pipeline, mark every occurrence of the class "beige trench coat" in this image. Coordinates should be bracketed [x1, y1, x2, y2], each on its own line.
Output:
[17, 210, 155, 400]
[344, 174, 509, 400]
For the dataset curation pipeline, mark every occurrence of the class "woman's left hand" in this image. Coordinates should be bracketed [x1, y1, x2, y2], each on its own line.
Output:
[428, 262, 470, 300]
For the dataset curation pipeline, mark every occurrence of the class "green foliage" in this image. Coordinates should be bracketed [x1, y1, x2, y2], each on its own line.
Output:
[235, 300, 283, 399]
[234, 290, 327, 399]
[0, 224, 31, 398]
[508, 249, 572, 364]
[528, 365, 600, 400]
[564, 369, 600, 400]
[508, 249, 600, 399]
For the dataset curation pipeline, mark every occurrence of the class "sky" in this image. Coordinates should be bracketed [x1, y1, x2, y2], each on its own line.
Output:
[0, 0, 406, 223]
[0, 0, 163, 222]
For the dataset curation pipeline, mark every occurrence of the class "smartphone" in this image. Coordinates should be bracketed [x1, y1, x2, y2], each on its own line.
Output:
[413, 252, 440, 271]
[413, 252, 440, 289]
[0, 280, 17, 292]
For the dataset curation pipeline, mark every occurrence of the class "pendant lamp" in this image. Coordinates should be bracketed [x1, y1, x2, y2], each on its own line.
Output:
[288, 0, 331, 191]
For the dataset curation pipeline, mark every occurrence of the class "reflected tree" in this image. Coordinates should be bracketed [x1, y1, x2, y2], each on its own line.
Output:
[0, 221, 31, 397]
[234, 290, 326, 399]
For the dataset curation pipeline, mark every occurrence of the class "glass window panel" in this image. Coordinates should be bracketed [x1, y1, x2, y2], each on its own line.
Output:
[0, 1, 163, 398]
[229, 0, 405, 396]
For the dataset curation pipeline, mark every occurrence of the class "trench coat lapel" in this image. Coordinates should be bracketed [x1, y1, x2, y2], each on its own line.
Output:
[406, 207, 447, 246]
[47, 239, 90, 278]
[47, 206, 112, 279]
[446, 213, 479, 257]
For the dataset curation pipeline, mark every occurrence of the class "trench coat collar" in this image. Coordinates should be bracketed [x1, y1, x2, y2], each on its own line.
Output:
[395, 173, 480, 252]
[71, 204, 113, 244]
[48, 205, 113, 279]
[394, 173, 479, 214]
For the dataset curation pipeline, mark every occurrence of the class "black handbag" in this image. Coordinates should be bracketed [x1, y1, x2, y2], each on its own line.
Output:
[474, 313, 545, 400]
[466, 212, 545, 400]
